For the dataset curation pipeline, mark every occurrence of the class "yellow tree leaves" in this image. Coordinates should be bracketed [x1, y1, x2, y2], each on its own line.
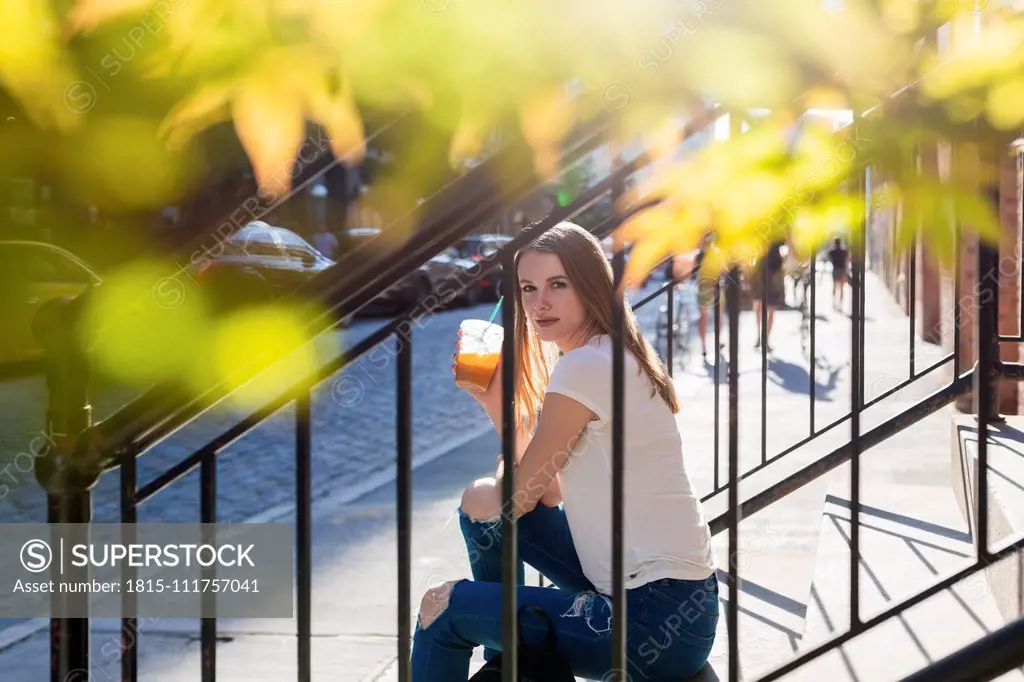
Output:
[66, 0, 155, 34]
[232, 71, 306, 200]
[307, 77, 365, 165]
[618, 113, 873, 284]
[519, 86, 578, 179]
[0, 2, 80, 132]
[158, 83, 234, 150]
[986, 75, 1024, 128]
[157, 45, 366, 198]
[5, 0, 1024, 278]
[62, 116, 192, 210]
[449, 113, 491, 170]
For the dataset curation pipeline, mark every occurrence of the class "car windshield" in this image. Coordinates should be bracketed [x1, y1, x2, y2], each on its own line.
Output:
[229, 224, 322, 259]
[276, 229, 313, 250]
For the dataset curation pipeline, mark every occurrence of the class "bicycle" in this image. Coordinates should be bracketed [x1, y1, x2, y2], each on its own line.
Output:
[655, 280, 698, 368]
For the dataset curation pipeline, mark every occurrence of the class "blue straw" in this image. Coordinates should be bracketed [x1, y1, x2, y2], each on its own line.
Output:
[486, 296, 503, 324]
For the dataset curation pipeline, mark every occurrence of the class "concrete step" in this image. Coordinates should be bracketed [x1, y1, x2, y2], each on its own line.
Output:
[705, 470, 830, 680]
[951, 414, 1024, 624]
[795, 428, 1023, 681]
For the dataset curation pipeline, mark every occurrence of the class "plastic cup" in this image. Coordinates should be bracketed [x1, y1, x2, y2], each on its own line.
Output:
[455, 319, 503, 392]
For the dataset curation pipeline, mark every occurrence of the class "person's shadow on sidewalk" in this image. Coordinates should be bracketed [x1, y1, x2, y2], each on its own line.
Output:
[766, 357, 844, 401]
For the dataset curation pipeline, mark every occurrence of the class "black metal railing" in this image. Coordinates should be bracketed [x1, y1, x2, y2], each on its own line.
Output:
[32, 104, 1024, 682]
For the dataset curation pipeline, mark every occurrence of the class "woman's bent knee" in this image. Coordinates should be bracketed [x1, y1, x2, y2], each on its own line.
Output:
[460, 479, 501, 522]
[418, 580, 459, 629]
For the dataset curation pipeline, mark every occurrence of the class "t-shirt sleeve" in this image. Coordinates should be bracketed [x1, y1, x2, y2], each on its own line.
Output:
[545, 348, 611, 424]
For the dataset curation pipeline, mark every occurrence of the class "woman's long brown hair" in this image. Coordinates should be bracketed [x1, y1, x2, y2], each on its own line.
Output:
[511, 221, 679, 431]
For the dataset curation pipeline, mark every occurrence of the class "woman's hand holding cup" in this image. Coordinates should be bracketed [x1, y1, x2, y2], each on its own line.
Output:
[452, 327, 503, 413]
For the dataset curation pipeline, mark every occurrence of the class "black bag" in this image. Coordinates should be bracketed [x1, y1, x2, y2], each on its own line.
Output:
[469, 605, 576, 682]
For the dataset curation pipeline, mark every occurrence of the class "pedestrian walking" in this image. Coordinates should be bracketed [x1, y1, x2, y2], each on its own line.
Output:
[749, 240, 786, 351]
[827, 237, 849, 311]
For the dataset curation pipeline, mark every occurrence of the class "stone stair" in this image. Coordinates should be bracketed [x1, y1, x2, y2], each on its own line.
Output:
[951, 414, 1024, 624]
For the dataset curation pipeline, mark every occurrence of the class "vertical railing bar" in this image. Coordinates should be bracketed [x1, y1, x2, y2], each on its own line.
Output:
[809, 254, 817, 435]
[714, 280, 722, 492]
[396, 334, 413, 681]
[977, 289, 990, 562]
[48, 492, 62, 682]
[858, 164, 869, 414]
[500, 247, 518, 682]
[295, 389, 312, 682]
[977, 215, 1000, 561]
[860, 227, 867, 410]
[200, 445, 217, 682]
[909, 232, 917, 378]
[891, 212, 898, 295]
[611, 176, 628, 682]
[850, 157, 865, 630]
[861, 216, 868, 409]
[726, 266, 741, 682]
[667, 273, 675, 377]
[954, 204, 963, 380]
[761, 256, 769, 465]
[727, 110, 742, 682]
[45, 315, 92, 682]
[120, 450, 138, 682]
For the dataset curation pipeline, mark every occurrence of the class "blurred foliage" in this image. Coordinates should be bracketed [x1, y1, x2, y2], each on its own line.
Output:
[3, 0, 1024, 393]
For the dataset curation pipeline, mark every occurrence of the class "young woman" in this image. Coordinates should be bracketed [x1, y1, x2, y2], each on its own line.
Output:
[413, 222, 719, 681]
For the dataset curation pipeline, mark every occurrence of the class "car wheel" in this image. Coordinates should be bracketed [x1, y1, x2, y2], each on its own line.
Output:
[415, 274, 433, 308]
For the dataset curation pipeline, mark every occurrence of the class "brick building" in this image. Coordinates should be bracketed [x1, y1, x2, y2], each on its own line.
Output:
[869, 8, 1024, 415]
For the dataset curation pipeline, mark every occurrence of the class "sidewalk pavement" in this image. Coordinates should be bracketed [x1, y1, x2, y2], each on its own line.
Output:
[0, 270, 949, 681]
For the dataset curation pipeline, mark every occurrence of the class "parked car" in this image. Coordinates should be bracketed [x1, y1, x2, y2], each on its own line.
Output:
[188, 222, 355, 325]
[0, 241, 102, 366]
[454, 234, 513, 301]
[340, 227, 433, 317]
[425, 246, 486, 307]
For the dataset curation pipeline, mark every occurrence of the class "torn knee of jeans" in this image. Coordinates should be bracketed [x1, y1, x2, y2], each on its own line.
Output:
[560, 590, 613, 635]
[418, 580, 458, 629]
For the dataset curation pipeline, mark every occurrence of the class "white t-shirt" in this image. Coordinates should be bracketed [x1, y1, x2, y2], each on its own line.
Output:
[545, 334, 717, 594]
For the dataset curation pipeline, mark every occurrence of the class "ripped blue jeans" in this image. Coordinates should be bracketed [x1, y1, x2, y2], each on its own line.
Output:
[411, 503, 719, 681]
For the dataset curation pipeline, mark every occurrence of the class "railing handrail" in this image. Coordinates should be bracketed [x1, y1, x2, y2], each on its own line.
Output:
[900, 614, 1024, 682]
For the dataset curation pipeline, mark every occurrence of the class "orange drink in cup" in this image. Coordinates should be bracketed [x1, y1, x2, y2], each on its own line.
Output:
[455, 319, 503, 392]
